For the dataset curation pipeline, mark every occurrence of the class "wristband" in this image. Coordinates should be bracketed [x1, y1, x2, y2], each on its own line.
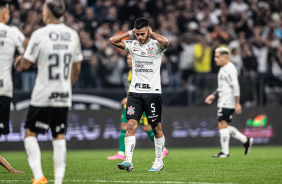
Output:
[128, 30, 133, 37]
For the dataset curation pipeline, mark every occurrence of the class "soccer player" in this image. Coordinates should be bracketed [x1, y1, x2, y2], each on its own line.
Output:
[14, 0, 82, 183]
[107, 54, 168, 160]
[205, 47, 253, 158]
[0, 0, 24, 174]
[109, 17, 168, 171]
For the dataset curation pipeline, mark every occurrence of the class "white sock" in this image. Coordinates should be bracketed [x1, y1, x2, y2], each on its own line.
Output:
[124, 136, 135, 163]
[117, 151, 125, 156]
[219, 128, 230, 155]
[228, 125, 247, 143]
[24, 136, 43, 180]
[154, 136, 165, 163]
[53, 139, 66, 184]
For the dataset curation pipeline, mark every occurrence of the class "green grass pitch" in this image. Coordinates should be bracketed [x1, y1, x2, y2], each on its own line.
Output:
[0, 146, 281, 184]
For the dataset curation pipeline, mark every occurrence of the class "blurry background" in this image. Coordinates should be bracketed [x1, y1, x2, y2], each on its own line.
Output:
[2, 0, 281, 149]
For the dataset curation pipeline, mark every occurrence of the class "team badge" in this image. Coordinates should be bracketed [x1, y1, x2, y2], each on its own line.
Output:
[127, 106, 135, 115]
[146, 47, 154, 56]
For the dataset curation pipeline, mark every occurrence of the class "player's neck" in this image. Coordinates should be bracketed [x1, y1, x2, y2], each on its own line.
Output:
[46, 18, 61, 25]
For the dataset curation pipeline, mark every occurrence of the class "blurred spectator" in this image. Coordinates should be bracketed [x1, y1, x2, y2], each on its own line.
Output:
[230, 48, 243, 74]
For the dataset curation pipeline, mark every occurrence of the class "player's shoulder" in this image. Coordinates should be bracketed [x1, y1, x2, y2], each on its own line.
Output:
[124, 39, 135, 44]
[61, 24, 78, 35]
[225, 62, 237, 73]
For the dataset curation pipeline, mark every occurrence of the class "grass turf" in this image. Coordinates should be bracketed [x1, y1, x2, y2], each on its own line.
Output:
[0, 146, 281, 184]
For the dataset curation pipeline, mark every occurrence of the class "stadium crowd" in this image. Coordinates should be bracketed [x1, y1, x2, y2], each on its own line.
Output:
[7, 0, 282, 91]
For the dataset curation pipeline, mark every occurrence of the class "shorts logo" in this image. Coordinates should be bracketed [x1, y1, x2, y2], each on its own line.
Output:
[152, 118, 157, 122]
[127, 106, 135, 115]
[35, 121, 49, 130]
[0, 123, 4, 129]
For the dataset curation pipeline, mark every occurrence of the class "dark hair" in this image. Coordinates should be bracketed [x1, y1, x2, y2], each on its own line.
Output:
[0, 0, 8, 8]
[46, 0, 65, 19]
[134, 18, 149, 30]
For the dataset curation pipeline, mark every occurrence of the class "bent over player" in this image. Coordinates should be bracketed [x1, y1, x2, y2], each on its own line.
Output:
[109, 17, 168, 171]
[14, 0, 82, 183]
[205, 47, 253, 158]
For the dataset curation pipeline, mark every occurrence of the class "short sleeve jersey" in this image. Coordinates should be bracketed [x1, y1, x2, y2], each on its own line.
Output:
[24, 23, 83, 107]
[217, 62, 240, 108]
[124, 39, 165, 94]
[0, 23, 25, 97]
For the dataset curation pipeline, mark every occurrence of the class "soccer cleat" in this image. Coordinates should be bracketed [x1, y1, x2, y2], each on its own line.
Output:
[107, 153, 125, 160]
[117, 161, 133, 171]
[149, 162, 164, 171]
[32, 176, 48, 184]
[244, 137, 253, 155]
[162, 148, 168, 159]
[212, 152, 229, 158]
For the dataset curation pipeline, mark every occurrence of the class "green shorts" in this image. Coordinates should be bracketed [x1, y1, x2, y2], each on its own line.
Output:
[121, 105, 148, 126]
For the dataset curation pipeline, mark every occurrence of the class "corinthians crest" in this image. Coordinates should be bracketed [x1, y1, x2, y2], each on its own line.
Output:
[127, 106, 135, 115]
[146, 47, 154, 56]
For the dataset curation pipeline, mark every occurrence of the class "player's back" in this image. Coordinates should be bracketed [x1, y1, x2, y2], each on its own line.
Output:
[24, 23, 82, 107]
[0, 23, 24, 97]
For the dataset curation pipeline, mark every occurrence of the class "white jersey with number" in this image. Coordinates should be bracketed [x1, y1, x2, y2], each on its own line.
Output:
[24, 23, 83, 107]
[124, 39, 165, 94]
[217, 62, 240, 108]
[0, 23, 25, 97]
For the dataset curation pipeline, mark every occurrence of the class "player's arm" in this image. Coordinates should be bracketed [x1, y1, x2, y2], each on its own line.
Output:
[149, 27, 169, 51]
[71, 62, 81, 87]
[14, 55, 33, 71]
[205, 89, 217, 104]
[229, 72, 242, 114]
[109, 31, 131, 50]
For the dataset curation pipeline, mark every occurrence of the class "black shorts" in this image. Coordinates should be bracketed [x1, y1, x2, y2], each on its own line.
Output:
[0, 96, 11, 135]
[217, 107, 235, 123]
[25, 105, 68, 138]
[126, 92, 162, 126]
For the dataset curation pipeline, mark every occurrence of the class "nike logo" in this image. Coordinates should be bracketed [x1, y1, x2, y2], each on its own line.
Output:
[152, 118, 157, 122]
[133, 49, 139, 51]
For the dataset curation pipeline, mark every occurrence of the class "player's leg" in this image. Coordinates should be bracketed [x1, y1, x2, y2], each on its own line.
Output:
[0, 97, 23, 173]
[0, 156, 24, 173]
[107, 106, 127, 160]
[51, 107, 68, 184]
[140, 113, 154, 142]
[118, 93, 142, 171]
[213, 108, 234, 158]
[24, 106, 50, 183]
[228, 125, 253, 155]
[141, 117, 168, 159]
[144, 94, 165, 171]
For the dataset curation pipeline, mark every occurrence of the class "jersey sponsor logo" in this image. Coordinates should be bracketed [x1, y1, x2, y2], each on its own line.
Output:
[135, 83, 151, 89]
[146, 47, 154, 56]
[0, 30, 7, 38]
[148, 115, 158, 118]
[126, 40, 132, 43]
[135, 60, 153, 65]
[127, 106, 135, 115]
[135, 64, 144, 68]
[135, 68, 153, 73]
[49, 32, 71, 41]
[35, 121, 49, 130]
[48, 92, 69, 102]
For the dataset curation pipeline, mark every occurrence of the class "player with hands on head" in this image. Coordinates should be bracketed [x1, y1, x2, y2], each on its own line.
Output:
[109, 17, 168, 171]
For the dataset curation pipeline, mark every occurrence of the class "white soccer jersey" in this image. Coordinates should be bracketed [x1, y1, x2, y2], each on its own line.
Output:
[24, 23, 83, 107]
[124, 39, 165, 94]
[0, 23, 25, 97]
[217, 62, 240, 108]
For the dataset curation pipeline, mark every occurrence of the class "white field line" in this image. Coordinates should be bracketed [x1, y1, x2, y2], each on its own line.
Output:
[0, 180, 235, 184]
